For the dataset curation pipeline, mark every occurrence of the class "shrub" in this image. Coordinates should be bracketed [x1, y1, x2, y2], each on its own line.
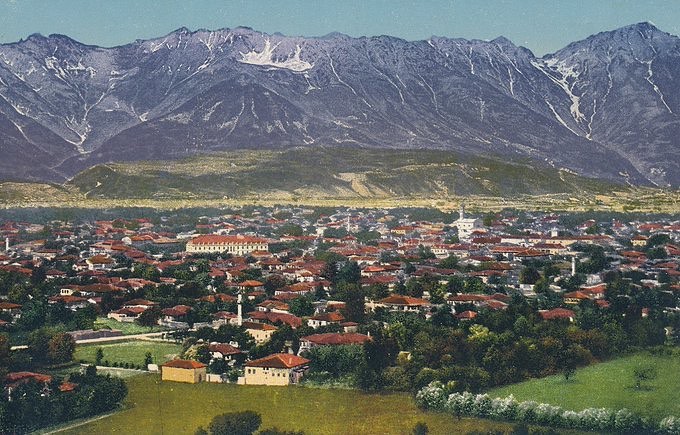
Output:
[208, 410, 262, 435]
[658, 416, 680, 434]
[415, 384, 652, 433]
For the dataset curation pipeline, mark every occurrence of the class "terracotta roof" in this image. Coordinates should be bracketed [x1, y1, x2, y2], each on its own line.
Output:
[302, 333, 371, 346]
[310, 312, 345, 322]
[208, 343, 243, 355]
[243, 321, 278, 331]
[378, 295, 431, 306]
[539, 308, 575, 320]
[162, 359, 207, 369]
[188, 235, 268, 245]
[6, 371, 52, 384]
[246, 353, 310, 369]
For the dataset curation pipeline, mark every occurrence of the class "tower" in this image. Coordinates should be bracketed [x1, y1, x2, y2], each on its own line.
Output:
[4, 237, 8, 252]
[571, 256, 576, 276]
[237, 293, 243, 326]
[459, 203, 465, 221]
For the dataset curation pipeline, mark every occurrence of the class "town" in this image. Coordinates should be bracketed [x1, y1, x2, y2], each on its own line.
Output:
[0, 204, 678, 434]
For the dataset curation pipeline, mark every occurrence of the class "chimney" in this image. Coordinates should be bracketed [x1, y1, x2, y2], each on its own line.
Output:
[237, 293, 243, 326]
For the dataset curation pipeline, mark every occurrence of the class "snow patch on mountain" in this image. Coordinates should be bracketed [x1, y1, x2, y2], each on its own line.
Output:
[239, 39, 313, 72]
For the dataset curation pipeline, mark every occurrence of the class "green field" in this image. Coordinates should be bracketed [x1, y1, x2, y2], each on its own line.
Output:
[61, 374, 516, 435]
[93, 317, 167, 335]
[74, 341, 182, 367]
[488, 352, 680, 421]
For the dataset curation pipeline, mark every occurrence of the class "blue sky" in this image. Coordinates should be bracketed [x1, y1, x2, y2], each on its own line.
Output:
[1, 0, 679, 55]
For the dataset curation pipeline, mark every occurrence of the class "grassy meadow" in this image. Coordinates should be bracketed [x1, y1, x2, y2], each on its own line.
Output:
[488, 352, 680, 421]
[60, 374, 517, 435]
[74, 341, 182, 367]
[93, 317, 168, 335]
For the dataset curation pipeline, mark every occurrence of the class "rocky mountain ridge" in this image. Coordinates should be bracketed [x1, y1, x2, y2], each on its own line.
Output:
[0, 22, 678, 186]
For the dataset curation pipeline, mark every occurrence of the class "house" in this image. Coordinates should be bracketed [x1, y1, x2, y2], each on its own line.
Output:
[0, 302, 22, 322]
[107, 307, 145, 322]
[539, 308, 575, 322]
[242, 353, 310, 386]
[307, 311, 345, 329]
[372, 295, 431, 313]
[208, 342, 244, 364]
[243, 321, 277, 344]
[86, 255, 115, 271]
[298, 332, 371, 355]
[186, 235, 268, 255]
[5, 372, 52, 398]
[161, 359, 207, 383]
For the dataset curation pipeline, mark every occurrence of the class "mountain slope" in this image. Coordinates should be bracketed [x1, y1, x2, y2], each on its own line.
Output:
[68, 147, 621, 199]
[0, 23, 678, 186]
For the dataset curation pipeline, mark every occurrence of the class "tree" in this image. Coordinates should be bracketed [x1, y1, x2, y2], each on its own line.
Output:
[48, 332, 76, 364]
[288, 296, 314, 317]
[137, 306, 162, 328]
[208, 410, 262, 435]
[632, 366, 658, 390]
[95, 348, 104, 366]
[343, 284, 366, 323]
[412, 422, 429, 435]
[519, 267, 540, 285]
[438, 255, 459, 269]
[144, 351, 153, 367]
[337, 261, 361, 285]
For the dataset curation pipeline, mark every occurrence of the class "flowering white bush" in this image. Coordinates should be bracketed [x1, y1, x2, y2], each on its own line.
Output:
[534, 403, 563, 426]
[488, 395, 518, 420]
[415, 381, 446, 410]
[415, 384, 656, 432]
[659, 416, 680, 434]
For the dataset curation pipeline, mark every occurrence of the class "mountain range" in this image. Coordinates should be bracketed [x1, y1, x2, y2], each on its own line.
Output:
[0, 22, 678, 187]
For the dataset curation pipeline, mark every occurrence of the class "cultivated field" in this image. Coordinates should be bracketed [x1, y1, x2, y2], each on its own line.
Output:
[488, 352, 680, 421]
[60, 374, 516, 435]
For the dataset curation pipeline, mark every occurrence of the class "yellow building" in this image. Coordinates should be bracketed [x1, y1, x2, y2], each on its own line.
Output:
[186, 235, 268, 255]
[243, 321, 277, 344]
[244, 353, 310, 386]
[161, 359, 207, 383]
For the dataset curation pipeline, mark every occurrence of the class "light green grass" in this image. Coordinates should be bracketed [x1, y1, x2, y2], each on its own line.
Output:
[61, 374, 516, 435]
[488, 352, 680, 421]
[93, 317, 167, 335]
[74, 341, 182, 367]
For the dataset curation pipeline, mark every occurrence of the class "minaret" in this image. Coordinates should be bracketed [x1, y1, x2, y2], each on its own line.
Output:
[459, 203, 465, 221]
[237, 293, 243, 326]
[571, 256, 576, 276]
[4, 237, 9, 252]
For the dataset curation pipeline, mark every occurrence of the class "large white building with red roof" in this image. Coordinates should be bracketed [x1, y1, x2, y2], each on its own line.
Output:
[186, 234, 268, 255]
[242, 353, 310, 386]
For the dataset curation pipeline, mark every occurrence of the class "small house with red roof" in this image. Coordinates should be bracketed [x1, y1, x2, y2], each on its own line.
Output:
[161, 359, 207, 383]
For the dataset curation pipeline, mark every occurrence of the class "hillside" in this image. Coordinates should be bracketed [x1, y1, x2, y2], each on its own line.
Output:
[68, 147, 620, 200]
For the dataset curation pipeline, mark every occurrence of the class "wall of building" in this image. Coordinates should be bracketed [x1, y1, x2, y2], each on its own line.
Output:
[161, 366, 206, 383]
[244, 367, 292, 386]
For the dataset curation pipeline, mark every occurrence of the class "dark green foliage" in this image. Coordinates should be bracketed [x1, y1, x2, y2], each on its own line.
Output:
[208, 410, 262, 435]
[0, 367, 127, 434]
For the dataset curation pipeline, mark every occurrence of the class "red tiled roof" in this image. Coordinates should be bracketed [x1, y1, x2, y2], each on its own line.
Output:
[188, 235, 268, 245]
[162, 359, 207, 369]
[246, 353, 310, 369]
[6, 371, 52, 384]
[378, 295, 431, 306]
[539, 308, 575, 320]
[310, 312, 345, 322]
[301, 333, 371, 346]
